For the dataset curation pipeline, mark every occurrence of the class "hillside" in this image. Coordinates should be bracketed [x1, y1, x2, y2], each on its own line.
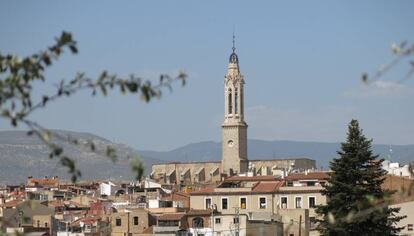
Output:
[0, 130, 163, 185]
[140, 139, 414, 169]
[1, 130, 413, 185]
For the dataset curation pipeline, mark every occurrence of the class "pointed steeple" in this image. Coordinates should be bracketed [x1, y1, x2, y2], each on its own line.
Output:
[229, 32, 239, 64]
[222, 33, 248, 175]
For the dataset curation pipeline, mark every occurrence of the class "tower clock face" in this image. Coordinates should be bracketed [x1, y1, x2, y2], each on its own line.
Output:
[227, 140, 234, 147]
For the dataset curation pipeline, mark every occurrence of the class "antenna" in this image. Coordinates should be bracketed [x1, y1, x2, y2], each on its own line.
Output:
[388, 145, 393, 161]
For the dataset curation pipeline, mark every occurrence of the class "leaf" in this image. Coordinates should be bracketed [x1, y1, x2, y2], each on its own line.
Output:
[69, 45, 78, 54]
[361, 73, 368, 83]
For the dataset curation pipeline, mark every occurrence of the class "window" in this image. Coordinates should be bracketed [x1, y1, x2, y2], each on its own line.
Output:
[235, 89, 238, 114]
[192, 217, 204, 228]
[159, 220, 179, 227]
[309, 197, 316, 208]
[228, 89, 232, 114]
[240, 92, 243, 115]
[281, 197, 288, 209]
[287, 181, 293, 187]
[295, 197, 302, 209]
[240, 197, 247, 209]
[44, 222, 48, 228]
[408, 224, 413, 231]
[133, 216, 139, 225]
[205, 198, 212, 209]
[259, 197, 266, 209]
[233, 217, 239, 224]
[221, 198, 228, 210]
[116, 218, 122, 226]
[307, 181, 316, 186]
[215, 218, 221, 224]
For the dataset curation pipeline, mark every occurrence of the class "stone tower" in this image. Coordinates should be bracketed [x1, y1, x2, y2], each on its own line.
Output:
[221, 38, 248, 176]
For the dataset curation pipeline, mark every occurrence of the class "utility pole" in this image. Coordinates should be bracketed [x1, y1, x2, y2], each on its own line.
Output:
[298, 215, 302, 236]
[234, 207, 240, 236]
[211, 205, 215, 236]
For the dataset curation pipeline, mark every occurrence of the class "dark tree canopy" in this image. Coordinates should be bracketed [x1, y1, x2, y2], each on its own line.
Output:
[316, 119, 404, 236]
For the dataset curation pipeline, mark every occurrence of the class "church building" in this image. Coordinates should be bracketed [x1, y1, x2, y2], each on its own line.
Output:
[151, 39, 315, 185]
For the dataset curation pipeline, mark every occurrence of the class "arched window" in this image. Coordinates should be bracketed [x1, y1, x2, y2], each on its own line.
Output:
[235, 88, 238, 114]
[192, 217, 204, 228]
[240, 89, 243, 115]
[228, 89, 232, 114]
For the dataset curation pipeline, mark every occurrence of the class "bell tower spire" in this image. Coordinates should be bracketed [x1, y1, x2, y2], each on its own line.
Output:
[221, 35, 248, 176]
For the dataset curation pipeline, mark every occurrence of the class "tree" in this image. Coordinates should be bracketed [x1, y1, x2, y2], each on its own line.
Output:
[0, 32, 186, 182]
[316, 119, 404, 236]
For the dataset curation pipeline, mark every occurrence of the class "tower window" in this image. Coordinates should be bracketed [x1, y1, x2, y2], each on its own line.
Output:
[235, 88, 238, 114]
[228, 89, 232, 114]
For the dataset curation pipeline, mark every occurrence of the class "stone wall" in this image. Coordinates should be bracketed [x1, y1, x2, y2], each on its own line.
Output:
[151, 162, 221, 184]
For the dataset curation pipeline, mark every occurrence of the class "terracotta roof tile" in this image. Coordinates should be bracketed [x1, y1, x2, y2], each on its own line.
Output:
[189, 187, 215, 194]
[252, 181, 283, 193]
[157, 213, 186, 221]
[284, 172, 330, 181]
[186, 209, 213, 216]
[224, 176, 279, 182]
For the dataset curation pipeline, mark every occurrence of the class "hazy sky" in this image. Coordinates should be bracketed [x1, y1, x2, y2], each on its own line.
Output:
[1, 1, 413, 150]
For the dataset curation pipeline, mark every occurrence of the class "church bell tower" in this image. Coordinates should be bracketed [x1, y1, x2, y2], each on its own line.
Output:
[221, 36, 248, 175]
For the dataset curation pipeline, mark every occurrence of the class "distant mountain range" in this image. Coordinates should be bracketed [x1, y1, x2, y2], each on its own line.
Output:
[1, 130, 413, 184]
[140, 140, 414, 169]
[0, 130, 163, 185]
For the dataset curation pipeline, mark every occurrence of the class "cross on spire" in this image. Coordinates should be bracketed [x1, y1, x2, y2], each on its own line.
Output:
[232, 31, 236, 52]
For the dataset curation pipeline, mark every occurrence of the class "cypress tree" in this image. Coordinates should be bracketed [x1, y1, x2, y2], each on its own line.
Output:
[316, 119, 404, 236]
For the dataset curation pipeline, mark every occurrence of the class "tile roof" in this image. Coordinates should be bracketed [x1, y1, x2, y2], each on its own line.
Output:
[27, 178, 59, 186]
[189, 187, 215, 194]
[382, 174, 414, 204]
[284, 172, 330, 181]
[224, 175, 279, 182]
[2, 199, 22, 207]
[186, 209, 213, 216]
[157, 213, 186, 221]
[70, 216, 99, 226]
[252, 181, 284, 193]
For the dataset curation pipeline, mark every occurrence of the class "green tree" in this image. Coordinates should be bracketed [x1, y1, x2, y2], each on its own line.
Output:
[316, 119, 404, 236]
[0, 32, 186, 182]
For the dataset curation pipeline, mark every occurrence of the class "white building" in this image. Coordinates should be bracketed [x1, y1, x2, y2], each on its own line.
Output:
[382, 160, 413, 178]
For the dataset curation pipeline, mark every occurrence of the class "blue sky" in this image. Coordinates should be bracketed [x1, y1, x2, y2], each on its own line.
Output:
[1, 1, 413, 150]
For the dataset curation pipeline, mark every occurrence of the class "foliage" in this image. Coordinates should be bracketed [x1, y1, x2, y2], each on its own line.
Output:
[0, 31, 186, 182]
[362, 41, 414, 83]
[316, 119, 404, 236]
